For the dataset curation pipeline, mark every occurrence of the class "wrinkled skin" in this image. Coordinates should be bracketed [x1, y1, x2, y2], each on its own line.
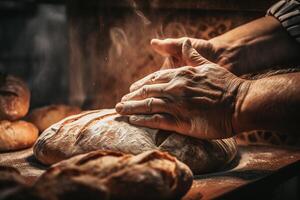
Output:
[116, 40, 247, 139]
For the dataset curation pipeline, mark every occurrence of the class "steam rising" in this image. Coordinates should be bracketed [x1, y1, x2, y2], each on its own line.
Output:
[128, 0, 151, 25]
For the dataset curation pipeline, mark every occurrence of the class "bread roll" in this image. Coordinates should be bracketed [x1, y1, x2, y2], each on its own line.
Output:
[27, 105, 81, 132]
[34, 150, 193, 200]
[0, 74, 30, 121]
[0, 120, 38, 152]
[34, 109, 237, 174]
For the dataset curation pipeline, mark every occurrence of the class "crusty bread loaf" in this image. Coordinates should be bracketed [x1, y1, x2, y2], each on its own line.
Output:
[33, 150, 193, 200]
[0, 74, 30, 121]
[0, 120, 38, 152]
[34, 109, 237, 174]
[27, 105, 81, 133]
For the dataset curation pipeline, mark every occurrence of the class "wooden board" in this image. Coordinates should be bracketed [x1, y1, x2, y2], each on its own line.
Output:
[0, 145, 300, 198]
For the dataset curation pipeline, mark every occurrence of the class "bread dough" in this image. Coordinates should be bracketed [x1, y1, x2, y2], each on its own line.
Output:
[34, 109, 237, 174]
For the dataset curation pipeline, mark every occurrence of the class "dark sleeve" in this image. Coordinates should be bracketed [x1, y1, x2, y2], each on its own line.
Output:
[267, 0, 300, 43]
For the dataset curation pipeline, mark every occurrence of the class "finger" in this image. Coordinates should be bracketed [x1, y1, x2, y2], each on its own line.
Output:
[129, 113, 177, 131]
[122, 83, 169, 101]
[129, 69, 175, 92]
[116, 98, 171, 115]
[182, 39, 211, 66]
[151, 38, 182, 58]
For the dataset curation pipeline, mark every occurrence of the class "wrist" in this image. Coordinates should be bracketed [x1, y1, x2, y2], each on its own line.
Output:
[209, 34, 250, 75]
[232, 79, 252, 135]
[209, 16, 296, 75]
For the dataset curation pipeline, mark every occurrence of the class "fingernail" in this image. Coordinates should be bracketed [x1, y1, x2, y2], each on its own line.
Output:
[115, 103, 124, 113]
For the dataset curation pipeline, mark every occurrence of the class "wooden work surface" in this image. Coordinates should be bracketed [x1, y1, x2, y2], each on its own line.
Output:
[1, 145, 300, 199]
[183, 145, 300, 200]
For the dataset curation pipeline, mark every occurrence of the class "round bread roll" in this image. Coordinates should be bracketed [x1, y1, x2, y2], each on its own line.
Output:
[0, 120, 38, 152]
[34, 109, 237, 174]
[33, 150, 193, 200]
[27, 105, 81, 133]
[0, 74, 30, 121]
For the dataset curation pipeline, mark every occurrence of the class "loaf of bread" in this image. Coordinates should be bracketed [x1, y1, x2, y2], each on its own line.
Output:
[34, 109, 237, 174]
[33, 150, 193, 200]
[27, 105, 81, 133]
[0, 74, 30, 121]
[0, 120, 38, 152]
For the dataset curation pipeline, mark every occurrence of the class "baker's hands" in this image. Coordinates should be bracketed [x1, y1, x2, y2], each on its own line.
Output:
[116, 40, 249, 139]
[151, 37, 219, 68]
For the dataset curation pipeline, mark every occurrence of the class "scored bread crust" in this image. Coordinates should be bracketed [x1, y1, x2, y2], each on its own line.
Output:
[0, 120, 39, 152]
[27, 104, 81, 133]
[34, 109, 237, 174]
[33, 150, 193, 200]
[0, 75, 30, 121]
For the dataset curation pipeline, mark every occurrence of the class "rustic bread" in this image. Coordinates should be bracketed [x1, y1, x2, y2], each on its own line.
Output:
[33, 150, 193, 200]
[0, 120, 38, 152]
[34, 109, 237, 174]
[0, 74, 30, 121]
[27, 105, 81, 133]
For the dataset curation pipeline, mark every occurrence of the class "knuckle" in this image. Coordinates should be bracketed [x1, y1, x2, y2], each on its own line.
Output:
[151, 72, 159, 82]
[152, 114, 161, 125]
[192, 74, 206, 82]
[146, 98, 153, 113]
[176, 68, 194, 78]
[140, 86, 149, 98]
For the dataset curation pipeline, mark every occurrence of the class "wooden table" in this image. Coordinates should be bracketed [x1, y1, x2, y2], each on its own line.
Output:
[183, 145, 300, 199]
[1, 145, 300, 199]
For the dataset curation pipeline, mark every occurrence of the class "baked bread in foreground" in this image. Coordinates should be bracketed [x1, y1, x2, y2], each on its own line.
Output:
[0, 151, 193, 200]
[33, 150, 193, 200]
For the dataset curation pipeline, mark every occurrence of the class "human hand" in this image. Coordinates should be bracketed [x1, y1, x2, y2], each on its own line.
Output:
[151, 37, 218, 69]
[116, 40, 249, 139]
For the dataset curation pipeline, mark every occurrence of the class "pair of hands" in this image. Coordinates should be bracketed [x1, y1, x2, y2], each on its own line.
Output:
[115, 38, 248, 139]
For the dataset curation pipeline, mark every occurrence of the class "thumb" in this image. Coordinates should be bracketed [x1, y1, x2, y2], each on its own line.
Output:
[151, 38, 182, 58]
[182, 39, 211, 66]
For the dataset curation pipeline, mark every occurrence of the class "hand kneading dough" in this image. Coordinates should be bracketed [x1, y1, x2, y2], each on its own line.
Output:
[0, 74, 30, 121]
[27, 104, 81, 132]
[33, 150, 193, 200]
[34, 109, 237, 174]
[0, 120, 38, 152]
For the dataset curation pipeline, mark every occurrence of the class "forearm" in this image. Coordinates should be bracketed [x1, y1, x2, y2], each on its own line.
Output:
[233, 72, 300, 134]
[210, 16, 300, 75]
